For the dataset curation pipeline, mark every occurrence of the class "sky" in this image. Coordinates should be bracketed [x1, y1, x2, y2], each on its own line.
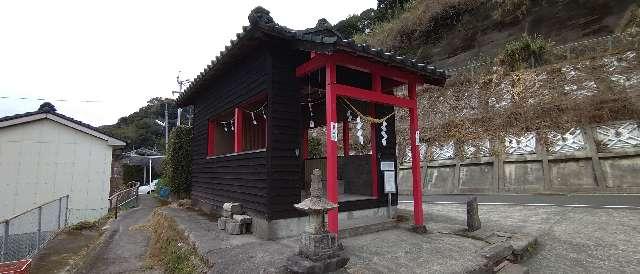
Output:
[0, 0, 376, 126]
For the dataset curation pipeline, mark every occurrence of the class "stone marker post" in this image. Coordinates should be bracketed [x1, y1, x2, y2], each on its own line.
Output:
[467, 197, 481, 232]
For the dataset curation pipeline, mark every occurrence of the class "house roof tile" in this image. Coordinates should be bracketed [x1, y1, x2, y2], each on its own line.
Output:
[177, 6, 447, 106]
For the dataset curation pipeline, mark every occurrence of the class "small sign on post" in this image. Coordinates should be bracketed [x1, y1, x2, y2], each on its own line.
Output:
[383, 166, 396, 218]
[384, 171, 396, 193]
[380, 161, 395, 171]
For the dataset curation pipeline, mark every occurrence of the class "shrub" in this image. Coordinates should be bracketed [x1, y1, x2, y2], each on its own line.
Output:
[161, 126, 192, 199]
[122, 164, 144, 184]
[498, 33, 550, 71]
[308, 136, 324, 158]
[494, 0, 529, 23]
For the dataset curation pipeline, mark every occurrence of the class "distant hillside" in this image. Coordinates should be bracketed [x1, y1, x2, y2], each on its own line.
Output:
[100, 97, 186, 152]
[350, 0, 637, 68]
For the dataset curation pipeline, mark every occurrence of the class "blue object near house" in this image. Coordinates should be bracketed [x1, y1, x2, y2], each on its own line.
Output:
[158, 186, 171, 199]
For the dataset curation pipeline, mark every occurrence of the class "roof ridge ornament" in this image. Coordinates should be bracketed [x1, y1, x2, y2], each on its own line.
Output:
[38, 102, 56, 112]
[248, 6, 275, 26]
[315, 18, 332, 29]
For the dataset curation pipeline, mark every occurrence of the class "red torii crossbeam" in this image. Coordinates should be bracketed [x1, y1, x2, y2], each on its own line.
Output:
[297, 52, 426, 235]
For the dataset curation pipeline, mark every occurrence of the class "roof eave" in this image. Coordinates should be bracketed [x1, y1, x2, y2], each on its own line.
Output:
[0, 112, 126, 147]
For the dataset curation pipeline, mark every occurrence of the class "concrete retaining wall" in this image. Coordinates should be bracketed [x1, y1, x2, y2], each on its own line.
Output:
[398, 121, 640, 194]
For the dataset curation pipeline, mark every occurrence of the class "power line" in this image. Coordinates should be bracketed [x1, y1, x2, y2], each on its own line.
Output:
[0, 96, 103, 103]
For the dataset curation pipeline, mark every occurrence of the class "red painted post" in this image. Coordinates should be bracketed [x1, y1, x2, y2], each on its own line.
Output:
[207, 120, 216, 156]
[234, 108, 244, 153]
[408, 80, 425, 229]
[342, 122, 349, 156]
[370, 72, 382, 198]
[302, 129, 309, 159]
[369, 104, 379, 198]
[325, 62, 339, 234]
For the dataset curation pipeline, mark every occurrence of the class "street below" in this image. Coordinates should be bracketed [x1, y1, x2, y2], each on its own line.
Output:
[400, 194, 640, 209]
[398, 200, 640, 273]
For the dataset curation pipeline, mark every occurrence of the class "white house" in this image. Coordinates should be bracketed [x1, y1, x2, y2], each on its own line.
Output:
[0, 103, 125, 224]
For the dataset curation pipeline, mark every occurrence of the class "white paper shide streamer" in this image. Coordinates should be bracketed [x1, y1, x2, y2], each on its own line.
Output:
[356, 117, 364, 144]
[381, 120, 388, 146]
[308, 103, 315, 128]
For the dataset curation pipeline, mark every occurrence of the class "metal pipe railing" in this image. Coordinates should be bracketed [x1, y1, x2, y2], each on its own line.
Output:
[108, 182, 140, 219]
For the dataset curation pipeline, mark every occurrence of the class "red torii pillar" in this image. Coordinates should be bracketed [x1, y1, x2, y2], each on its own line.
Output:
[408, 80, 425, 231]
[325, 62, 339, 233]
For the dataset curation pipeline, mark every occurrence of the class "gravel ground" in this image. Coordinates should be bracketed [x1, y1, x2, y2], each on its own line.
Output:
[400, 202, 640, 273]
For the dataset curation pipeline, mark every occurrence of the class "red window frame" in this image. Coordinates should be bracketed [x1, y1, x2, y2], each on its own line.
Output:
[207, 119, 215, 156]
[206, 94, 267, 158]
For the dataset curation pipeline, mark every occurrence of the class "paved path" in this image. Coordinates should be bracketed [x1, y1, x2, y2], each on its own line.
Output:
[399, 194, 640, 209]
[399, 202, 640, 273]
[160, 206, 494, 273]
[82, 195, 159, 274]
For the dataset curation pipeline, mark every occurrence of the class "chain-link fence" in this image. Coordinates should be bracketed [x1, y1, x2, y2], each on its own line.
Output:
[0, 195, 69, 263]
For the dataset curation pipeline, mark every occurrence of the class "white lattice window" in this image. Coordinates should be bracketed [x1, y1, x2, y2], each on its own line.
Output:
[505, 133, 536, 155]
[595, 122, 640, 150]
[431, 142, 455, 160]
[548, 128, 586, 153]
[464, 140, 491, 158]
[403, 143, 427, 163]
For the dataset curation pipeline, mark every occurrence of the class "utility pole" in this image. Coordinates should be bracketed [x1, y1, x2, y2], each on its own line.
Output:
[172, 71, 191, 127]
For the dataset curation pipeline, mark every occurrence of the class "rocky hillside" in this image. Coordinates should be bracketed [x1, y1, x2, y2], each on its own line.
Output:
[352, 0, 637, 68]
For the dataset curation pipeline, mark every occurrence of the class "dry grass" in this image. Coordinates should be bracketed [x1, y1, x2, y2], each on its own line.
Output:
[356, 0, 480, 52]
[355, 0, 534, 59]
[396, 39, 640, 161]
[68, 212, 114, 231]
[145, 210, 207, 273]
[622, 4, 640, 32]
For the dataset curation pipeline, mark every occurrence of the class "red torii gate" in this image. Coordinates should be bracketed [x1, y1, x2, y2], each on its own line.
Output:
[296, 52, 426, 234]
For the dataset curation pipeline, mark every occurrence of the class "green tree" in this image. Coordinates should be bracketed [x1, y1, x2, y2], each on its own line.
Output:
[375, 0, 411, 22]
[100, 97, 189, 152]
[161, 126, 192, 198]
[335, 9, 377, 38]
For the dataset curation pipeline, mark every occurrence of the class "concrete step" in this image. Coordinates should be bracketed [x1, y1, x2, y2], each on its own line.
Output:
[339, 217, 398, 239]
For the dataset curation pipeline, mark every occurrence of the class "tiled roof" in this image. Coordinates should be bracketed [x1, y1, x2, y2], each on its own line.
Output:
[0, 102, 126, 144]
[177, 6, 447, 106]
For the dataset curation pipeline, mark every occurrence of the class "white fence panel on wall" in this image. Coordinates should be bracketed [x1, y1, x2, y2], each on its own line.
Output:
[398, 121, 640, 195]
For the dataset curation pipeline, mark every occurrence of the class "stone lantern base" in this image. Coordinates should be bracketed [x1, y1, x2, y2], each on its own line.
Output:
[287, 231, 349, 273]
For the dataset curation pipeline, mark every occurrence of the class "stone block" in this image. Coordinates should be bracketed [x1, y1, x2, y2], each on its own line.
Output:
[233, 214, 252, 224]
[480, 242, 514, 265]
[226, 220, 242, 235]
[466, 197, 481, 232]
[298, 233, 342, 261]
[223, 202, 243, 214]
[287, 253, 349, 274]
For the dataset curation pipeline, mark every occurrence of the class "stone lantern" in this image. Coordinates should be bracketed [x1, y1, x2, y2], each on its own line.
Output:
[287, 169, 349, 273]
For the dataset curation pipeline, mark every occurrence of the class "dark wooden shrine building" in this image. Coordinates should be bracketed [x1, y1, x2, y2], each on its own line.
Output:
[177, 7, 446, 239]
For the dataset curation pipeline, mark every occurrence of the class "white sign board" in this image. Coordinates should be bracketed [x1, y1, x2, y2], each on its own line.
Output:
[380, 161, 395, 171]
[330, 122, 338, 141]
[384, 171, 396, 193]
